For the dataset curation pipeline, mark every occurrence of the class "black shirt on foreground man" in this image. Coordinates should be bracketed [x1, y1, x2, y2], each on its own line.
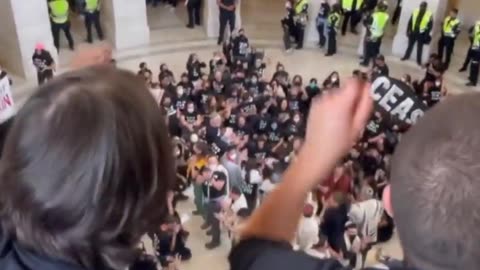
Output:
[230, 81, 480, 270]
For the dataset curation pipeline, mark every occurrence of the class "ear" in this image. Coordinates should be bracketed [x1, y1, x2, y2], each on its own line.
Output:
[382, 184, 393, 217]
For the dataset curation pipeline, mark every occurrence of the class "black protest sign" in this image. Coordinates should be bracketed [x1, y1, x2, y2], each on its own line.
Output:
[370, 76, 427, 125]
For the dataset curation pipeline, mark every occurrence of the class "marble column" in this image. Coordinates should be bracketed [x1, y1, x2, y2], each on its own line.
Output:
[305, 0, 322, 45]
[0, 0, 56, 79]
[204, 0, 242, 38]
[391, 0, 448, 63]
[102, 0, 150, 50]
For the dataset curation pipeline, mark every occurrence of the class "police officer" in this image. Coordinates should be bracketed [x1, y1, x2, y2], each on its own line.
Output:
[401, 1, 433, 66]
[459, 25, 475, 72]
[186, 0, 202, 28]
[466, 21, 480, 87]
[217, 0, 237, 45]
[48, 0, 75, 51]
[325, 4, 342, 57]
[84, 0, 104, 43]
[360, 1, 389, 67]
[293, 0, 309, 49]
[341, 0, 363, 35]
[437, 8, 461, 69]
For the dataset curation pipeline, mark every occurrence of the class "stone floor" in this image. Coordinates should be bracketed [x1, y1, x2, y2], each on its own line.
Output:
[5, 1, 480, 269]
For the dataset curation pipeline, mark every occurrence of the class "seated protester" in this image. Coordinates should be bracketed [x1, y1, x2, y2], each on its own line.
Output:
[322, 71, 340, 89]
[204, 171, 228, 249]
[296, 204, 319, 252]
[153, 215, 192, 268]
[420, 53, 445, 86]
[320, 192, 350, 253]
[159, 63, 175, 84]
[288, 75, 309, 112]
[232, 28, 250, 61]
[140, 68, 154, 88]
[212, 70, 227, 95]
[274, 98, 291, 124]
[362, 111, 386, 142]
[371, 55, 389, 79]
[234, 115, 252, 148]
[138, 62, 152, 76]
[338, 221, 363, 270]
[178, 73, 195, 96]
[180, 101, 203, 134]
[252, 107, 272, 136]
[283, 112, 306, 138]
[241, 159, 263, 211]
[160, 73, 177, 96]
[305, 78, 321, 99]
[186, 54, 207, 83]
[250, 57, 267, 79]
[205, 113, 223, 144]
[209, 51, 226, 75]
[272, 63, 289, 87]
[422, 79, 447, 108]
[246, 74, 265, 96]
[266, 117, 283, 146]
[305, 234, 332, 260]
[162, 95, 178, 117]
[247, 137, 270, 161]
[173, 85, 189, 112]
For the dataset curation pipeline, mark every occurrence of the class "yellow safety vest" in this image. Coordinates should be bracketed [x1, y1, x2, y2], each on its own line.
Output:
[473, 23, 480, 49]
[294, 0, 308, 15]
[342, 0, 363, 11]
[370, 11, 389, 38]
[442, 16, 460, 37]
[411, 9, 432, 33]
[85, 0, 99, 12]
[328, 12, 341, 29]
[49, 0, 69, 24]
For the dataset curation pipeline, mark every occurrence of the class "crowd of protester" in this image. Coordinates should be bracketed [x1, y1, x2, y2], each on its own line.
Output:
[133, 29, 449, 269]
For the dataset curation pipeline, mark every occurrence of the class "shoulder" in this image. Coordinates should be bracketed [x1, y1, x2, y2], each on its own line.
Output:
[230, 238, 347, 270]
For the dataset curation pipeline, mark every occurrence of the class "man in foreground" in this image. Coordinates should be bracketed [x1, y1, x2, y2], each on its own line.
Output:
[230, 80, 480, 269]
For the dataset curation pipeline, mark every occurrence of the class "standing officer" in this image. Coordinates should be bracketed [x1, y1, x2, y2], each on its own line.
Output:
[186, 0, 202, 28]
[466, 21, 480, 87]
[84, 0, 104, 43]
[437, 8, 461, 69]
[325, 4, 342, 57]
[401, 1, 433, 66]
[360, 1, 389, 67]
[341, 0, 363, 35]
[217, 0, 237, 45]
[316, 0, 330, 48]
[293, 0, 309, 49]
[459, 25, 475, 72]
[48, 0, 75, 52]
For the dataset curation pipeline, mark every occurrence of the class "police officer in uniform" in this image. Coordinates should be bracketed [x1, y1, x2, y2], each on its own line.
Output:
[293, 0, 309, 49]
[84, 0, 104, 43]
[360, 1, 389, 67]
[186, 0, 202, 28]
[48, 0, 75, 51]
[217, 0, 237, 45]
[437, 9, 461, 69]
[401, 1, 433, 66]
[466, 21, 480, 87]
[341, 0, 363, 35]
[459, 25, 475, 72]
[325, 4, 342, 57]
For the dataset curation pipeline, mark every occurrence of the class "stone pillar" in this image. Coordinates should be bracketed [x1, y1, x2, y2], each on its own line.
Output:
[102, 0, 150, 50]
[0, 0, 56, 79]
[204, 0, 242, 38]
[391, 0, 448, 62]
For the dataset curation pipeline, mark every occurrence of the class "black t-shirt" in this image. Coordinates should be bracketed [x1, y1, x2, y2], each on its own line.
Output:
[235, 123, 252, 138]
[174, 95, 188, 111]
[184, 111, 198, 125]
[178, 81, 194, 96]
[233, 36, 250, 57]
[220, 0, 236, 12]
[32, 50, 54, 72]
[206, 124, 221, 144]
[373, 64, 389, 78]
[253, 114, 270, 134]
[247, 143, 269, 160]
[187, 61, 206, 81]
[229, 239, 347, 270]
[267, 120, 282, 143]
[287, 95, 301, 112]
[364, 119, 385, 139]
[318, 3, 330, 18]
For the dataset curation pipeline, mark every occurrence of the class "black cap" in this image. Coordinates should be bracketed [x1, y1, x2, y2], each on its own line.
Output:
[212, 171, 227, 181]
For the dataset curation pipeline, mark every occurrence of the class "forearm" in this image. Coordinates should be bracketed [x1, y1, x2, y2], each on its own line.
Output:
[240, 147, 335, 242]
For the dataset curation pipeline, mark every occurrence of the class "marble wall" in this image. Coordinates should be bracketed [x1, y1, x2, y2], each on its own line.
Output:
[458, 0, 479, 29]
[0, 0, 56, 79]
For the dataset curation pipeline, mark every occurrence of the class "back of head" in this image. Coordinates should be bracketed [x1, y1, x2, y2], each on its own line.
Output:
[0, 66, 175, 269]
[391, 93, 480, 270]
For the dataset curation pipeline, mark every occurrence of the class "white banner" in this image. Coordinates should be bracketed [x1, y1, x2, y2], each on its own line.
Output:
[0, 76, 16, 124]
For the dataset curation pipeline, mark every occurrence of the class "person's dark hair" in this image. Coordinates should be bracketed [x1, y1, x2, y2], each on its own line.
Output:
[312, 234, 328, 249]
[0, 66, 175, 269]
[236, 208, 251, 219]
[231, 186, 242, 196]
[391, 94, 480, 270]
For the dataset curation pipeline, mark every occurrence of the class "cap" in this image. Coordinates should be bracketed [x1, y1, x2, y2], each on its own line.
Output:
[212, 171, 227, 181]
[35, 42, 45, 50]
